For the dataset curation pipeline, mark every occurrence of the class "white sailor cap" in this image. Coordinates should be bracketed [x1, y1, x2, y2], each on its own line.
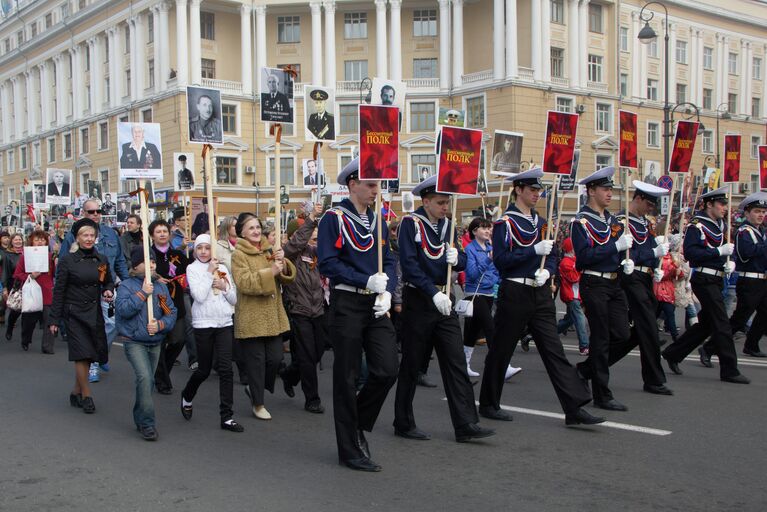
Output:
[412, 175, 444, 197]
[446, 109, 460, 118]
[632, 180, 670, 204]
[739, 191, 767, 211]
[579, 166, 615, 188]
[337, 157, 359, 185]
[699, 186, 729, 204]
[512, 167, 544, 189]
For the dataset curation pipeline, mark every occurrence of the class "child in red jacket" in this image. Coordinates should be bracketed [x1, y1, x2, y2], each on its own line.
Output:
[556, 238, 590, 355]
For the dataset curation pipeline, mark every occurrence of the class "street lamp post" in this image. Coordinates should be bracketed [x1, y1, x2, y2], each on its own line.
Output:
[638, 2, 670, 173]
[715, 102, 732, 169]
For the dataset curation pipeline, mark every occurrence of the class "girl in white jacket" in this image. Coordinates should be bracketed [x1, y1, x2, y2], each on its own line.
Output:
[180, 234, 243, 432]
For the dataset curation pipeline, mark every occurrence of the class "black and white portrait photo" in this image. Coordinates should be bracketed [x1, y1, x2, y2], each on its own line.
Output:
[174, 152, 196, 191]
[490, 130, 523, 176]
[186, 86, 223, 144]
[302, 159, 324, 188]
[1, 205, 19, 227]
[87, 180, 103, 201]
[260, 67, 294, 124]
[418, 165, 434, 182]
[304, 86, 335, 142]
[118, 122, 163, 180]
[45, 168, 72, 205]
[33, 183, 47, 209]
[102, 193, 116, 216]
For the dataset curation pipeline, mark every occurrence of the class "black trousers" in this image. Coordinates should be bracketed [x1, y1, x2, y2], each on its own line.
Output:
[21, 306, 55, 353]
[663, 273, 741, 378]
[576, 274, 631, 402]
[463, 295, 495, 348]
[604, 272, 667, 386]
[329, 289, 398, 461]
[240, 335, 283, 406]
[394, 287, 478, 431]
[283, 314, 325, 405]
[182, 326, 234, 421]
[154, 319, 187, 391]
[480, 280, 591, 414]
[5, 308, 21, 334]
[703, 277, 767, 354]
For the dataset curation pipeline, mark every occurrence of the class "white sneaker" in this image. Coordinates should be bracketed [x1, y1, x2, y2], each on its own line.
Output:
[253, 405, 272, 420]
[467, 366, 480, 377]
[505, 365, 522, 381]
[464, 346, 480, 377]
[690, 316, 699, 326]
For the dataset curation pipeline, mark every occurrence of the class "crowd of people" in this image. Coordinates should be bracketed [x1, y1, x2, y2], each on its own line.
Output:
[1, 162, 764, 472]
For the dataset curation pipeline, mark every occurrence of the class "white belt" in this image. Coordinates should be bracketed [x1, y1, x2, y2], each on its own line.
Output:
[334, 284, 374, 295]
[741, 272, 767, 280]
[583, 270, 618, 280]
[694, 267, 724, 278]
[636, 266, 654, 274]
[506, 277, 536, 287]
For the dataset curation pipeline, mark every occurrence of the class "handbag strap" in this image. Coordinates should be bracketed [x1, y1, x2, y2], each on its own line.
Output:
[469, 267, 490, 306]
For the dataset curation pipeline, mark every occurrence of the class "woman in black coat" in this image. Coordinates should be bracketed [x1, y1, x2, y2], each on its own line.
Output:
[49, 219, 114, 414]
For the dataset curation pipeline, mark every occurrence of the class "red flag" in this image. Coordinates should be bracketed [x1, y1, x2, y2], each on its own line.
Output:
[668, 120, 699, 173]
[722, 135, 741, 183]
[542, 111, 579, 174]
[358, 105, 399, 180]
[619, 110, 638, 169]
[436, 126, 483, 195]
[759, 146, 767, 190]
[26, 205, 36, 222]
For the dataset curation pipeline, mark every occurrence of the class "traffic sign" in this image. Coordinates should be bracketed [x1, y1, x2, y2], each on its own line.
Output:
[657, 175, 674, 191]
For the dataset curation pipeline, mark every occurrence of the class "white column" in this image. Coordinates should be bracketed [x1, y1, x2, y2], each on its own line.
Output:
[375, 0, 388, 79]
[25, 71, 35, 135]
[389, 0, 402, 81]
[452, 0, 464, 86]
[158, 2, 170, 91]
[763, 44, 767, 119]
[493, 0, 504, 80]
[91, 36, 104, 112]
[128, 19, 137, 98]
[106, 28, 117, 107]
[0, 82, 10, 142]
[114, 25, 125, 103]
[505, 0, 518, 78]
[310, 1, 323, 85]
[175, 0, 189, 86]
[40, 64, 51, 129]
[578, 0, 590, 88]
[256, 5, 267, 91]
[715, 34, 724, 107]
[541, 0, 551, 83]
[667, 23, 676, 103]
[740, 40, 749, 114]
[240, 4, 253, 95]
[12, 77, 23, 138]
[54, 55, 66, 124]
[135, 14, 146, 99]
[720, 35, 729, 108]
[438, 0, 450, 89]
[323, 1, 336, 87]
[87, 38, 96, 111]
[152, 7, 162, 91]
[640, 35, 648, 99]
[70, 46, 82, 118]
[189, 0, 202, 85]
[696, 31, 704, 107]
[570, 0, 581, 87]
[531, 0, 542, 81]
[688, 29, 698, 106]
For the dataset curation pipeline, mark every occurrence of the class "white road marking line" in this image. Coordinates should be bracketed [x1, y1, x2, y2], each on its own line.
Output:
[557, 343, 767, 368]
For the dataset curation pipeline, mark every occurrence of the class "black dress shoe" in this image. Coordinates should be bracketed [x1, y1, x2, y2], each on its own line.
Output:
[698, 347, 713, 368]
[663, 355, 683, 375]
[593, 399, 628, 411]
[69, 393, 82, 408]
[221, 420, 245, 432]
[5, 331, 12, 341]
[356, 430, 370, 459]
[743, 348, 767, 358]
[416, 373, 437, 388]
[721, 374, 750, 384]
[565, 408, 605, 426]
[643, 384, 674, 395]
[282, 377, 295, 398]
[394, 427, 431, 440]
[339, 456, 382, 472]
[21, 342, 29, 351]
[478, 405, 513, 421]
[181, 402, 193, 420]
[139, 425, 158, 441]
[304, 402, 325, 414]
[455, 423, 495, 442]
[81, 396, 96, 414]
[156, 387, 173, 395]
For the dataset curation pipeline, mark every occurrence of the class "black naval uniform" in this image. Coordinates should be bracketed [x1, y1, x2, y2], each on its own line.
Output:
[394, 207, 480, 435]
[479, 205, 591, 416]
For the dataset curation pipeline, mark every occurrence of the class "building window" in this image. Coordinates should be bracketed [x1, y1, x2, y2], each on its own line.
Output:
[675, 41, 688, 64]
[125, 26, 130, 53]
[413, 9, 437, 37]
[200, 12, 215, 40]
[465, 96, 485, 128]
[728, 53, 738, 75]
[619, 73, 628, 97]
[100, 169, 109, 193]
[277, 63, 302, 82]
[16, 30, 23, 46]
[752, 98, 761, 118]
[411, 154, 437, 183]
[3, 38, 10, 53]
[222, 104, 237, 134]
[147, 13, 154, 43]
[215, 156, 238, 185]
[413, 58, 438, 79]
[619, 27, 628, 52]
[126, 70, 131, 95]
[269, 156, 295, 186]
[701, 130, 713, 154]
[647, 122, 660, 148]
[148, 59, 155, 88]
[703, 46, 713, 69]
[7, 151, 14, 172]
[410, 102, 436, 132]
[551, 48, 564, 78]
[588, 4, 603, 33]
[676, 83, 687, 103]
[648, 39, 658, 58]
[32, 142, 41, 167]
[647, 79, 658, 101]
[63, 132, 72, 159]
[588, 54, 603, 83]
[119, 114, 129, 123]
[48, 138, 56, 163]
[80, 172, 89, 193]
[344, 12, 367, 39]
[596, 154, 612, 170]
[277, 16, 300, 43]
[80, 127, 89, 154]
[98, 121, 108, 150]
[31, 23, 37, 38]
[556, 96, 574, 113]
[595, 103, 612, 133]
[344, 60, 368, 81]
[551, 0, 564, 24]
[702, 88, 713, 110]
[45, 13, 53, 29]
[201, 58, 215, 79]
[728, 93, 738, 114]
[752, 136, 763, 159]
[754, 58, 763, 81]
[105, 77, 110, 102]
[19, 146, 27, 169]
[141, 109, 152, 123]
[339, 104, 358, 134]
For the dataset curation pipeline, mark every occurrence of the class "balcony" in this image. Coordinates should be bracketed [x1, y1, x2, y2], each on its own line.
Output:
[201, 78, 242, 95]
[461, 69, 493, 84]
[587, 81, 609, 94]
[517, 67, 535, 82]
[551, 76, 569, 88]
[405, 78, 440, 90]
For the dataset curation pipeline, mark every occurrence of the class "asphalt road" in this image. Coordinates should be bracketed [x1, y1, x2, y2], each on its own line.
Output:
[1, 324, 765, 512]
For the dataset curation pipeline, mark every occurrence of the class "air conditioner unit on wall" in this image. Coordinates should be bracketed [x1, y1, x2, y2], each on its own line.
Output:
[740, 183, 750, 194]
[245, 166, 255, 174]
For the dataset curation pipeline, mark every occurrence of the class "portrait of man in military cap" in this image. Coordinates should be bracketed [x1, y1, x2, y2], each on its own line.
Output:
[186, 86, 223, 144]
[304, 85, 336, 142]
[174, 152, 195, 191]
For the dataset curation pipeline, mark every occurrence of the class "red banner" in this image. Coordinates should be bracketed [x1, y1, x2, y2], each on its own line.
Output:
[542, 111, 579, 174]
[668, 120, 699, 173]
[619, 110, 638, 169]
[760, 146, 767, 190]
[435, 126, 483, 195]
[358, 104, 399, 180]
[722, 134, 741, 183]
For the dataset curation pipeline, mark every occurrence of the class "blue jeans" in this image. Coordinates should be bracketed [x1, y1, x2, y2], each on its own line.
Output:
[101, 287, 118, 349]
[557, 300, 590, 349]
[124, 341, 161, 428]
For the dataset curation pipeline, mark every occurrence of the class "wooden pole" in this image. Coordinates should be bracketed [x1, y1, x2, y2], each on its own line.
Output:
[203, 146, 220, 295]
[182, 190, 190, 258]
[273, 125, 282, 250]
[138, 179, 154, 327]
[552, 190, 568, 241]
[539, 175, 561, 271]
[480, 192, 486, 218]
[624, 168, 631, 261]
[497, 175, 505, 211]
[445, 195, 458, 293]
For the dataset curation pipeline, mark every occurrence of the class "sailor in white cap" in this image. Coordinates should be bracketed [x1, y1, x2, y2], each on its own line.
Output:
[570, 166, 633, 412]
[662, 187, 749, 383]
[699, 191, 767, 365]
[478, 168, 603, 426]
[317, 158, 400, 471]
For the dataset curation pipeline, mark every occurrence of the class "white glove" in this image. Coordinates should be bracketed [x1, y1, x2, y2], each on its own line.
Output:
[534, 268, 550, 287]
[654, 235, 667, 245]
[621, 259, 635, 275]
[653, 268, 664, 283]
[445, 247, 458, 266]
[615, 235, 633, 253]
[717, 243, 734, 257]
[432, 291, 452, 316]
[653, 243, 670, 258]
[366, 273, 389, 294]
[372, 291, 392, 318]
[723, 261, 736, 275]
[534, 240, 554, 256]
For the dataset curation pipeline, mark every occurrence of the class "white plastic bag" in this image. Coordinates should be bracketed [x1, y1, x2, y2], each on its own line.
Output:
[21, 276, 43, 313]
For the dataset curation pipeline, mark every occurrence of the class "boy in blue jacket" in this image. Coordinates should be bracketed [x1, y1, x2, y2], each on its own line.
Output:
[116, 246, 177, 441]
